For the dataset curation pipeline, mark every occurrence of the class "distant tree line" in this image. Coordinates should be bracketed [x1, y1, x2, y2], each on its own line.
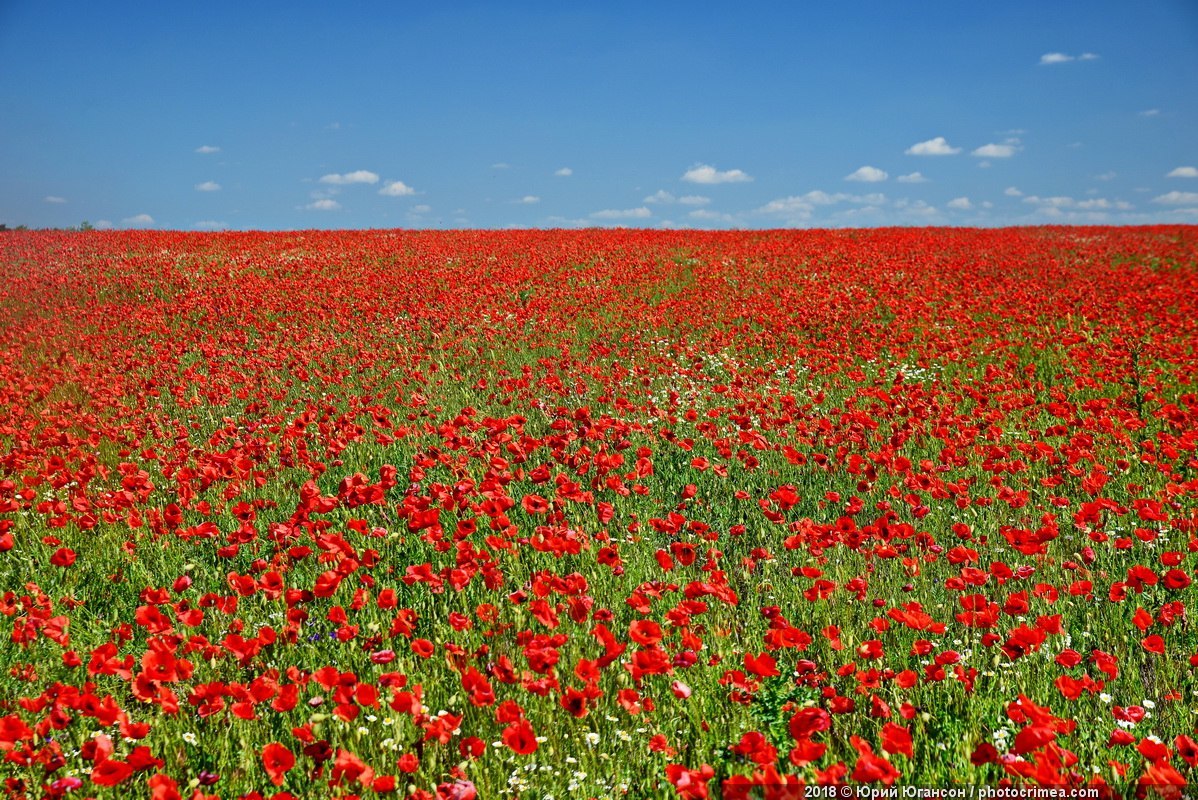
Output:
[0, 222, 96, 232]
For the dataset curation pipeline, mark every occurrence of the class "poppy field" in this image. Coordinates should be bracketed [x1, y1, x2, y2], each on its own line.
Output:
[2, 226, 1198, 799]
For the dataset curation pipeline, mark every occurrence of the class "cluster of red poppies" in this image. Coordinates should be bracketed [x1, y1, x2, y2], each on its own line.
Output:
[0, 227, 1196, 798]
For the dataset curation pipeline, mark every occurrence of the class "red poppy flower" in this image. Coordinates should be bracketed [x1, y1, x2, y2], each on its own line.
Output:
[261, 742, 295, 786]
[850, 736, 901, 784]
[502, 719, 538, 754]
[50, 547, 76, 567]
[90, 759, 134, 786]
[789, 707, 831, 740]
[743, 651, 779, 678]
[147, 773, 181, 800]
[880, 722, 913, 758]
[1176, 735, 1198, 767]
[459, 737, 486, 759]
[521, 494, 549, 514]
[629, 620, 663, 646]
[665, 763, 715, 799]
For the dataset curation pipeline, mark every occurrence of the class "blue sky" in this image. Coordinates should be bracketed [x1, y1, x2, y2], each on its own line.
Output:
[2, 1, 1197, 230]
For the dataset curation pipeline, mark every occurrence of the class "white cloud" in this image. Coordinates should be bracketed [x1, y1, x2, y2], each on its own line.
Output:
[194, 220, 228, 230]
[1023, 195, 1075, 208]
[491, 162, 510, 170]
[94, 220, 113, 229]
[1023, 195, 1134, 213]
[801, 190, 845, 205]
[544, 216, 591, 228]
[195, 145, 220, 154]
[519, 195, 540, 204]
[688, 209, 737, 224]
[947, 197, 972, 210]
[845, 165, 888, 182]
[319, 170, 379, 185]
[1004, 187, 1023, 197]
[590, 207, 652, 219]
[378, 180, 416, 196]
[1139, 109, 1161, 117]
[972, 142, 1018, 158]
[43, 196, 66, 204]
[1040, 52, 1098, 65]
[412, 204, 431, 214]
[1167, 166, 1198, 178]
[893, 198, 938, 217]
[1024, 201, 1145, 223]
[896, 172, 928, 184]
[756, 191, 886, 221]
[645, 191, 711, 206]
[1153, 191, 1198, 205]
[1094, 172, 1117, 181]
[554, 167, 573, 177]
[681, 163, 752, 184]
[905, 137, 961, 156]
[1035, 208, 1091, 221]
[303, 199, 341, 211]
[1075, 198, 1133, 210]
[195, 181, 221, 192]
[122, 213, 154, 226]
